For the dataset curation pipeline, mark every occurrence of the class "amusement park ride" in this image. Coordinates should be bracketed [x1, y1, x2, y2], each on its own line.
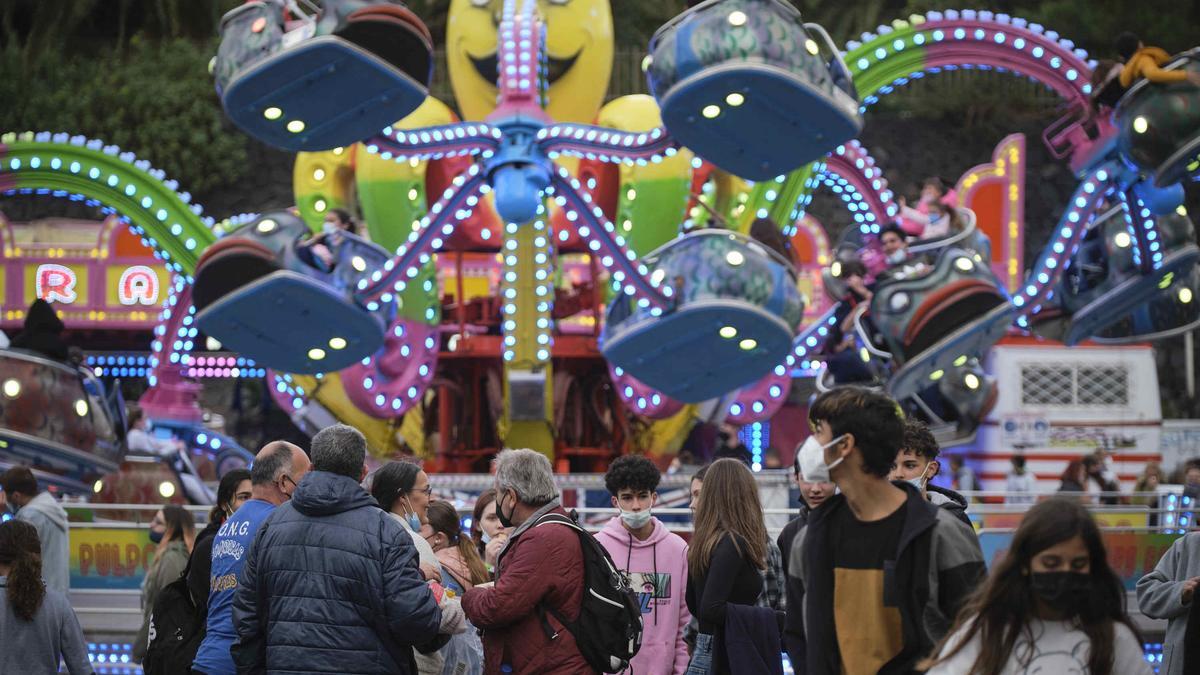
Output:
[1, 0, 1199, 499]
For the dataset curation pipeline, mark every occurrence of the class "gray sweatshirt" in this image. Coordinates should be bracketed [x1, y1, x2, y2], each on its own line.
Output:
[1136, 531, 1200, 675]
[17, 491, 71, 593]
[0, 577, 93, 674]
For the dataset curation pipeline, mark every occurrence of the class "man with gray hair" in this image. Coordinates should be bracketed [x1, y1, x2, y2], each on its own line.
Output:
[193, 441, 309, 675]
[232, 424, 450, 674]
[462, 448, 591, 673]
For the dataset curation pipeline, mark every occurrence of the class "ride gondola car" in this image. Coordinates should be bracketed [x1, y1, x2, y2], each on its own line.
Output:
[214, 0, 433, 151]
[193, 211, 395, 374]
[601, 229, 804, 403]
[1053, 208, 1200, 344]
[645, 0, 862, 180]
[0, 349, 123, 479]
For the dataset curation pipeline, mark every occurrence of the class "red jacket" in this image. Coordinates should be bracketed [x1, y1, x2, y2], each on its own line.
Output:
[461, 505, 593, 674]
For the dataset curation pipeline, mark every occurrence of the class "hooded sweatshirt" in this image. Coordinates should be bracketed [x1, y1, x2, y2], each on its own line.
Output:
[17, 491, 70, 593]
[926, 484, 972, 527]
[596, 516, 691, 675]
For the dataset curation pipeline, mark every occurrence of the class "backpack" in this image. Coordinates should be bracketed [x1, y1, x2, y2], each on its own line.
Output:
[142, 574, 205, 675]
[534, 511, 643, 674]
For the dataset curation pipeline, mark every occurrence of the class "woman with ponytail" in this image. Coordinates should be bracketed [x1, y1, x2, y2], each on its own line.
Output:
[422, 500, 490, 592]
[0, 519, 92, 673]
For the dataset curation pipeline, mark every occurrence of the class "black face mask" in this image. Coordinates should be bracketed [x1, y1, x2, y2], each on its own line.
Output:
[497, 491, 515, 529]
[1030, 572, 1092, 614]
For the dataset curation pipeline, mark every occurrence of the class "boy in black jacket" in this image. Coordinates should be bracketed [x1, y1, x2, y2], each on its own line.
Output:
[786, 387, 985, 675]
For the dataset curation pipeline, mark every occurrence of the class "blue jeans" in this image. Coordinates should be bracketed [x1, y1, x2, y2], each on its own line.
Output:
[686, 633, 714, 675]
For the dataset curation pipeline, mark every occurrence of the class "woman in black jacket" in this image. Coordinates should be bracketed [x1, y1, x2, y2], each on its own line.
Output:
[686, 458, 775, 674]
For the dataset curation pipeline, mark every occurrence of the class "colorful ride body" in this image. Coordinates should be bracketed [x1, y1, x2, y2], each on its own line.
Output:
[1115, 49, 1200, 187]
[0, 349, 122, 480]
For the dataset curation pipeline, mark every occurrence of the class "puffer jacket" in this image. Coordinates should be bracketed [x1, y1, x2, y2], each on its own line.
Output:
[231, 470, 441, 674]
[461, 502, 592, 674]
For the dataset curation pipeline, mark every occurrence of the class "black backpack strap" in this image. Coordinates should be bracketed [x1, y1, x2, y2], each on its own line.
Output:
[532, 512, 584, 642]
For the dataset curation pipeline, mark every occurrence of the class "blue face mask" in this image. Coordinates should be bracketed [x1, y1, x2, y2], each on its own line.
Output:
[401, 496, 422, 531]
[149, 529, 164, 544]
[481, 531, 492, 545]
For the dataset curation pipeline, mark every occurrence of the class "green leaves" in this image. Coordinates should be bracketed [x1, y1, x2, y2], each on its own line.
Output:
[0, 38, 248, 195]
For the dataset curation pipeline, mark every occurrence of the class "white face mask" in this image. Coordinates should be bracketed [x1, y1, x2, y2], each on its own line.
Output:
[906, 463, 932, 491]
[620, 508, 652, 529]
[796, 434, 848, 484]
[886, 249, 907, 265]
[322, 221, 338, 234]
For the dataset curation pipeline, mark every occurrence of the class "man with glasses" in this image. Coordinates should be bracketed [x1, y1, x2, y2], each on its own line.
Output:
[192, 441, 309, 675]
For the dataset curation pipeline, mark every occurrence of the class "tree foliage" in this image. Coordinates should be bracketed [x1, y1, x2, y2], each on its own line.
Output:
[0, 37, 249, 196]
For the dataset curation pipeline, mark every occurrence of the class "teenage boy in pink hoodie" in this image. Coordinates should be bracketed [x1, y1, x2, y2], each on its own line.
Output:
[597, 455, 692, 675]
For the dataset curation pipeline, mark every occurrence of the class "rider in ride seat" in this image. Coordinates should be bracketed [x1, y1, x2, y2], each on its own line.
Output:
[297, 208, 359, 272]
[1117, 32, 1200, 88]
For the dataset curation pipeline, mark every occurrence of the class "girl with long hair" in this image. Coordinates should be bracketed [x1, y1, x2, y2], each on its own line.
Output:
[923, 498, 1151, 675]
[0, 520, 91, 673]
[470, 488, 507, 571]
[685, 458, 770, 674]
[422, 500, 490, 592]
[134, 504, 195, 661]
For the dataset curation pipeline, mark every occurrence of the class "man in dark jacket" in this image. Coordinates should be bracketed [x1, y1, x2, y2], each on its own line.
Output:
[461, 448, 592, 674]
[888, 419, 972, 526]
[231, 424, 444, 675]
[787, 388, 985, 675]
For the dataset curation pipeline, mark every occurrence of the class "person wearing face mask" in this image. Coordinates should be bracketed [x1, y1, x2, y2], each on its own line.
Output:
[461, 449, 591, 674]
[776, 450, 836, 670]
[134, 504, 195, 662]
[879, 223, 911, 267]
[470, 489, 509, 574]
[299, 207, 360, 271]
[192, 442, 310, 675]
[143, 469, 251, 674]
[371, 460, 444, 584]
[924, 499, 1151, 674]
[887, 420, 971, 527]
[370, 460, 450, 675]
[786, 387, 984, 675]
[595, 455, 691, 675]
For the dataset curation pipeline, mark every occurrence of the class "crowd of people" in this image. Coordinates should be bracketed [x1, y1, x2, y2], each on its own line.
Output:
[1, 387, 1200, 673]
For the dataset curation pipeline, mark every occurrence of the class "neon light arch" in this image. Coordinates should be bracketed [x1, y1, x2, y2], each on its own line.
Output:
[0, 132, 217, 278]
[844, 9, 1094, 111]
